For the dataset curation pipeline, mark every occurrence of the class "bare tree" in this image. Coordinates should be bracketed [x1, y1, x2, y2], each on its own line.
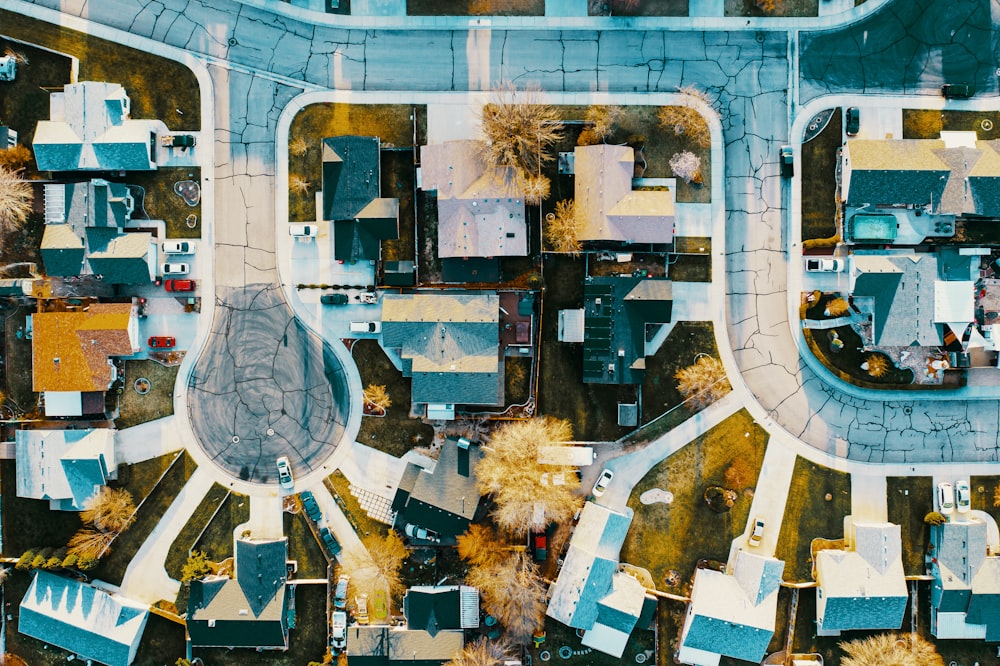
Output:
[479, 83, 564, 187]
[340, 530, 409, 602]
[476, 417, 583, 536]
[466, 551, 546, 644]
[456, 523, 503, 568]
[446, 637, 516, 666]
[0, 167, 32, 236]
[3, 47, 29, 65]
[657, 104, 711, 150]
[839, 633, 944, 666]
[518, 172, 551, 206]
[81, 487, 136, 534]
[669, 151, 703, 185]
[675, 355, 731, 410]
[289, 174, 312, 196]
[363, 384, 392, 412]
[288, 137, 309, 157]
[578, 105, 623, 146]
[544, 199, 582, 255]
[67, 528, 116, 560]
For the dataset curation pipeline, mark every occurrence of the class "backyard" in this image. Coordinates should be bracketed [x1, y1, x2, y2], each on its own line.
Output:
[886, 475, 932, 575]
[529, 616, 655, 666]
[116, 168, 203, 239]
[621, 409, 768, 591]
[351, 338, 434, 458]
[3, 305, 36, 411]
[0, 459, 82, 556]
[114, 359, 180, 429]
[774, 456, 851, 582]
[0, 35, 74, 150]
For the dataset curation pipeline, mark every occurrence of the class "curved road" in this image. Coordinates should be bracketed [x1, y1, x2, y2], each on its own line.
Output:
[10, 0, 1000, 477]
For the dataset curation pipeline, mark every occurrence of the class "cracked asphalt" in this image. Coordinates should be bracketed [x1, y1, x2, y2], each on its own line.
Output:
[15, 0, 1000, 466]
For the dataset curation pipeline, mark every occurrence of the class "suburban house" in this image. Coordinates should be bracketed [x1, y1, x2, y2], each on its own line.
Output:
[573, 144, 675, 246]
[929, 516, 1000, 640]
[15, 428, 115, 510]
[814, 518, 907, 635]
[572, 276, 673, 384]
[40, 179, 157, 284]
[33, 81, 167, 172]
[420, 139, 527, 275]
[322, 135, 399, 264]
[31, 302, 139, 417]
[547, 502, 654, 658]
[402, 585, 480, 634]
[393, 437, 482, 540]
[346, 625, 464, 665]
[380, 291, 502, 419]
[19, 570, 149, 666]
[678, 549, 785, 666]
[187, 536, 291, 650]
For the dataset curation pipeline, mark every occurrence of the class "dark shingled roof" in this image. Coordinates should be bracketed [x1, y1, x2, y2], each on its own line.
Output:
[396, 439, 482, 538]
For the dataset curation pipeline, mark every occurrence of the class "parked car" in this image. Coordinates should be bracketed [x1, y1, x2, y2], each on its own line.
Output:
[938, 482, 955, 515]
[331, 611, 347, 653]
[360, 292, 379, 304]
[0, 55, 17, 82]
[334, 574, 350, 609]
[533, 532, 548, 561]
[592, 468, 614, 497]
[355, 594, 370, 625]
[956, 480, 971, 513]
[748, 517, 766, 547]
[942, 83, 973, 99]
[845, 107, 860, 136]
[299, 491, 322, 521]
[404, 523, 440, 542]
[320, 293, 349, 305]
[350, 321, 382, 334]
[161, 262, 189, 275]
[275, 456, 294, 491]
[161, 134, 196, 148]
[164, 278, 195, 292]
[288, 223, 317, 237]
[319, 527, 341, 556]
[805, 258, 843, 272]
[162, 240, 195, 254]
[147, 336, 176, 349]
[780, 145, 793, 178]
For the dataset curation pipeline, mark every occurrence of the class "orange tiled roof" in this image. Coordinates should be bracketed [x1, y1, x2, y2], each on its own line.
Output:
[32, 303, 134, 392]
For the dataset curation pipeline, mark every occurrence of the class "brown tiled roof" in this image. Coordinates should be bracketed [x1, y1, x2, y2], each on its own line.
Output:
[32, 303, 134, 392]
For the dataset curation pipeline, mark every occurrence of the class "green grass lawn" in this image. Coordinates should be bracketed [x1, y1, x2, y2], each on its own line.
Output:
[285, 511, 330, 579]
[114, 359, 180, 429]
[801, 108, 841, 242]
[408, 0, 545, 15]
[352, 339, 434, 458]
[327, 471, 388, 540]
[288, 104, 427, 223]
[193, 583, 329, 665]
[193, 490, 251, 563]
[0, 9, 200, 131]
[94, 451, 197, 586]
[775, 456, 851, 582]
[164, 483, 231, 580]
[116, 168, 203, 239]
[538, 254, 626, 441]
[622, 410, 768, 590]
[886, 476, 932, 575]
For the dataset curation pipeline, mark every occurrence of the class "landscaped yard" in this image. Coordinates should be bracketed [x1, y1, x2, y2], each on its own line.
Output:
[116, 168, 203, 239]
[0, 9, 201, 130]
[886, 475, 932, 575]
[327, 471, 389, 540]
[193, 489, 251, 563]
[408, 0, 545, 14]
[164, 482, 232, 580]
[801, 107, 841, 242]
[903, 108, 1000, 141]
[538, 254, 626, 441]
[94, 450, 197, 586]
[622, 410, 768, 591]
[804, 325, 916, 388]
[351, 339, 434, 458]
[0, 35, 74, 151]
[774, 456, 851, 582]
[114, 359, 180, 429]
[284, 511, 330, 579]
[287, 103, 427, 223]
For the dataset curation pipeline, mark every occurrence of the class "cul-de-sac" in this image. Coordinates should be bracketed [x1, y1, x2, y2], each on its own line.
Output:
[0, 0, 998, 664]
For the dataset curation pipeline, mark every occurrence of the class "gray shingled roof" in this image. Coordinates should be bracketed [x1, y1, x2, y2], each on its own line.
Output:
[852, 254, 941, 347]
[844, 139, 950, 208]
[398, 439, 482, 538]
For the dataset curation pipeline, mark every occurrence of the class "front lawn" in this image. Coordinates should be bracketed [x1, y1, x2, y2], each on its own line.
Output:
[621, 409, 768, 590]
[193, 490, 251, 562]
[801, 108, 841, 242]
[351, 339, 434, 458]
[408, 0, 545, 15]
[114, 359, 180, 429]
[971, 475, 1000, 526]
[886, 476, 932, 575]
[804, 325, 915, 388]
[0, 9, 201, 130]
[327, 471, 389, 540]
[774, 456, 851, 582]
[639, 321, 718, 426]
[589, 0, 688, 16]
[284, 511, 330, 579]
[164, 482, 231, 580]
[903, 109, 1000, 141]
[116, 168, 203, 239]
[0, 35, 73, 151]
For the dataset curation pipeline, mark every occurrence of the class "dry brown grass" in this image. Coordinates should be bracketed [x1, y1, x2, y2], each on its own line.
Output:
[657, 105, 711, 150]
[81, 487, 136, 534]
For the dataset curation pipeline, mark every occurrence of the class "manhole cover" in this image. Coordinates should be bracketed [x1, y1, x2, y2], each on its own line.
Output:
[228, 37, 237, 46]
[266, 428, 275, 437]
[232, 435, 240, 444]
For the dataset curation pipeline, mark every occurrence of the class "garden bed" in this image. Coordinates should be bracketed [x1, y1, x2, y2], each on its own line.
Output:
[589, 0, 688, 16]
[504, 355, 533, 407]
[725, 0, 818, 16]
[804, 325, 916, 388]
[622, 409, 768, 590]
[327, 470, 389, 539]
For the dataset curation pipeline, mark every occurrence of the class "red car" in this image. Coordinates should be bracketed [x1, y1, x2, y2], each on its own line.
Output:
[148, 336, 176, 349]
[164, 279, 195, 292]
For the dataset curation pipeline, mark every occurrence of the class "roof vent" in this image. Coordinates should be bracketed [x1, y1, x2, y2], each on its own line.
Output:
[208, 619, 216, 627]
[239, 609, 248, 616]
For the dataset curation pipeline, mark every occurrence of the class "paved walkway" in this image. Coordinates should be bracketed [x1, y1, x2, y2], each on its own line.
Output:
[116, 417, 185, 464]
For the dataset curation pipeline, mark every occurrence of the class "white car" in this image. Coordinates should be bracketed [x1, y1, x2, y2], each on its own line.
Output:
[748, 517, 765, 547]
[331, 611, 347, 653]
[350, 321, 382, 334]
[276, 456, 294, 491]
[805, 258, 843, 272]
[592, 469, 613, 497]
[162, 240, 195, 254]
[288, 223, 318, 237]
[956, 480, 971, 513]
[161, 262, 189, 275]
[938, 482, 955, 515]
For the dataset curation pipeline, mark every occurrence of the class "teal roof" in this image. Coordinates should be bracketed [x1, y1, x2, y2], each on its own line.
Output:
[682, 612, 773, 663]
